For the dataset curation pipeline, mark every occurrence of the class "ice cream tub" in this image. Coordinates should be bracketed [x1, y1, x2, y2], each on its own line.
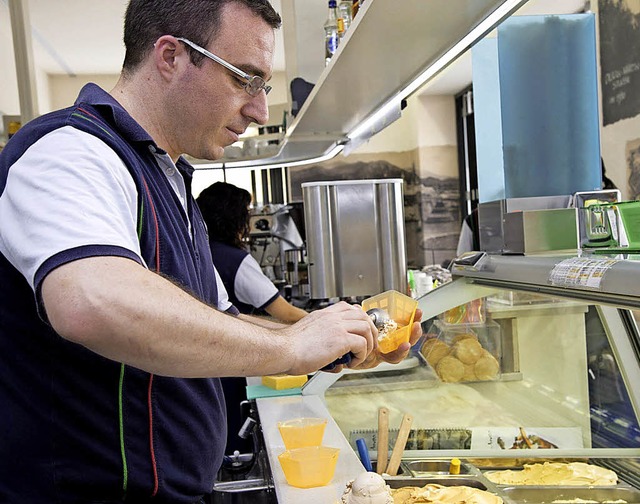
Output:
[384, 477, 489, 490]
[383, 478, 504, 504]
[405, 459, 473, 476]
[483, 462, 618, 486]
[499, 485, 640, 504]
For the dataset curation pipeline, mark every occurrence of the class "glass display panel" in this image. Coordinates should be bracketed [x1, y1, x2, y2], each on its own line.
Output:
[324, 288, 640, 460]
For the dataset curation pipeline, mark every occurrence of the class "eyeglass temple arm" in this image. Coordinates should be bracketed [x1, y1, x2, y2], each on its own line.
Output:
[176, 37, 251, 81]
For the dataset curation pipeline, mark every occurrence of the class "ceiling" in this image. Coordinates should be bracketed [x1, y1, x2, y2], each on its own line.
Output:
[1, 0, 585, 103]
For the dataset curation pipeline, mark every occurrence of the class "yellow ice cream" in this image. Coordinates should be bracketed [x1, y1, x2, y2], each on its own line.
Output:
[391, 483, 503, 504]
[485, 462, 618, 486]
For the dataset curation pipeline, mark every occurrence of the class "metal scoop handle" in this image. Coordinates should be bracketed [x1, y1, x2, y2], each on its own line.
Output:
[321, 352, 352, 371]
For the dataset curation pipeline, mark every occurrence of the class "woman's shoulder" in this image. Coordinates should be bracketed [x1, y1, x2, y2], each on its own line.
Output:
[210, 241, 251, 269]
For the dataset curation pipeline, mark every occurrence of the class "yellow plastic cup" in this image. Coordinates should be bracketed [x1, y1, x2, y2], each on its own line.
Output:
[278, 446, 340, 488]
[277, 417, 327, 449]
[362, 290, 418, 354]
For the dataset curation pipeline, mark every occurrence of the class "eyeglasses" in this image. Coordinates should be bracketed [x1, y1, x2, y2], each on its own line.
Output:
[176, 37, 272, 97]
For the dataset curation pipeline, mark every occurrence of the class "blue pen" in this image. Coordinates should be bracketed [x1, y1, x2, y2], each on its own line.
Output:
[356, 438, 373, 472]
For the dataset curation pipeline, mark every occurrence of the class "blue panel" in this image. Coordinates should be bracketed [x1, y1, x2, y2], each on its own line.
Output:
[473, 38, 506, 203]
[498, 14, 601, 198]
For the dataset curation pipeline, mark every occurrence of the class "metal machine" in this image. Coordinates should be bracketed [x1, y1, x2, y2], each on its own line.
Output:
[247, 204, 307, 296]
[302, 179, 408, 300]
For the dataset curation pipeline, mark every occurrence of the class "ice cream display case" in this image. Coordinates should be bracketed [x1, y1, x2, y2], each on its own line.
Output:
[254, 252, 640, 503]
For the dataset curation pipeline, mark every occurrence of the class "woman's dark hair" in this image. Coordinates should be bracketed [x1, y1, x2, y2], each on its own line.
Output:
[601, 158, 617, 190]
[197, 182, 252, 248]
[122, 0, 281, 74]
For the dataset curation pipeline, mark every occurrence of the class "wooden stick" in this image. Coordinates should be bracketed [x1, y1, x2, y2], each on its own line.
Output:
[377, 407, 389, 474]
[519, 426, 533, 449]
[386, 413, 413, 476]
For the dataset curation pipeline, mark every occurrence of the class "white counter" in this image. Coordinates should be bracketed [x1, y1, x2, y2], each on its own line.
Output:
[256, 394, 366, 503]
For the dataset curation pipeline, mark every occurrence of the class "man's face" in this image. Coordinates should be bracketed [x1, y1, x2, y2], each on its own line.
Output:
[169, 2, 275, 160]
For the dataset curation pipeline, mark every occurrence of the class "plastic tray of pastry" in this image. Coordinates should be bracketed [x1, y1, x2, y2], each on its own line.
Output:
[420, 320, 502, 383]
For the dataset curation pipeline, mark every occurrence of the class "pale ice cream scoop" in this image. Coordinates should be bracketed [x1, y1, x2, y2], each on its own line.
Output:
[341, 472, 393, 504]
[392, 483, 503, 504]
[485, 462, 618, 486]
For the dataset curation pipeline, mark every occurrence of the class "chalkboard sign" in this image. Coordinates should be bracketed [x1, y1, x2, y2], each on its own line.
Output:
[599, 0, 640, 126]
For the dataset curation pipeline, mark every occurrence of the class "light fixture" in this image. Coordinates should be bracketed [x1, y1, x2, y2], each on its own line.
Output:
[346, 0, 527, 147]
[192, 144, 345, 171]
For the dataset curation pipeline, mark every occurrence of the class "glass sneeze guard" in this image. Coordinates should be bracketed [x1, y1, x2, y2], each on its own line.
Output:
[306, 253, 640, 485]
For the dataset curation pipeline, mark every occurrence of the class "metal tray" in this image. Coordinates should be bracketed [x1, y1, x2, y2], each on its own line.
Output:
[384, 477, 489, 490]
[498, 485, 640, 504]
[370, 461, 410, 477]
[405, 459, 473, 476]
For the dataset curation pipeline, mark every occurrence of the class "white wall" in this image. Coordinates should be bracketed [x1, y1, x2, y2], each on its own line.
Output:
[602, 116, 640, 199]
[350, 93, 459, 180]
[48, 73, 119, 111]
[593, 0, 640, 199]
[0, 30, 21, 121]
[286, 0, 326, 84]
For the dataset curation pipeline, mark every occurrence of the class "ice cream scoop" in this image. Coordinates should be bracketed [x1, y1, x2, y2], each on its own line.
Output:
[366, 308, 391, 329]
[341, 472, 393, 504]
[321, 308, 392, 371]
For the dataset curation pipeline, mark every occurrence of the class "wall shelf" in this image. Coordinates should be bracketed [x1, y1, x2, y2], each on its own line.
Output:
[203, 0, 528, 168]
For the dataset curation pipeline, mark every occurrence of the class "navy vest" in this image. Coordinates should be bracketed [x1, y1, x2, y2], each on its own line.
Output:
[0, 84, 225, 503]
[210, 241, 264, 314]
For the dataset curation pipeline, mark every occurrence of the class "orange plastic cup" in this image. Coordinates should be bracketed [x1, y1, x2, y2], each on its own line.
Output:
[277, 417, 327, 449]
[278, 446, 340, 488]
[362, 290, 418, 354]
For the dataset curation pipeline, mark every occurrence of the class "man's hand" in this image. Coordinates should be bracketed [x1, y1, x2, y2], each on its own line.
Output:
[281, 302, 377, 375]
[352, 308, 424, 370]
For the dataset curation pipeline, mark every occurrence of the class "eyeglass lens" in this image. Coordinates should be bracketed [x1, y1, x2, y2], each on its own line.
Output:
[247, 76, 271, 97]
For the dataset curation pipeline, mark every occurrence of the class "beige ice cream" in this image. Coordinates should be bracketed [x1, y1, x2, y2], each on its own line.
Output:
[485, 462, 618, 486]
[378, 320, 399, 341]
[391, 483, 503, 504]
[341, 472, 393, 504]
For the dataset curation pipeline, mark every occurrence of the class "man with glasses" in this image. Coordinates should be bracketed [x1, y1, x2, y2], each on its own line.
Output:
[0, 0, 422, 502]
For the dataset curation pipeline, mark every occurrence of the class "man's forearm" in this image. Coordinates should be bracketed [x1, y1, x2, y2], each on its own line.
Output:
[238, 313, 288, 329]
[41, 256, 293, 378]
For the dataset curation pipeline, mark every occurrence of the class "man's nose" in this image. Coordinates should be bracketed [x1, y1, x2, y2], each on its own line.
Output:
[243, 91, 269, 126]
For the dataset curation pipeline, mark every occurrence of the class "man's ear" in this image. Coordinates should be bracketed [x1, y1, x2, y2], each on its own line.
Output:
[153, 36, 183, 81]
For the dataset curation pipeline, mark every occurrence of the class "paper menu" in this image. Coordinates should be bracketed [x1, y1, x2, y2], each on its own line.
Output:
[470, 426, 583, 451]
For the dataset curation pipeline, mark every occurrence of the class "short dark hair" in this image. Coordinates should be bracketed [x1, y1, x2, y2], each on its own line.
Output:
[196, 181, 253, 249]
[122, 0, 281, 74]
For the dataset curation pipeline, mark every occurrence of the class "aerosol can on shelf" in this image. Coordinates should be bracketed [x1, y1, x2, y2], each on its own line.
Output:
[337, 0, 352, 39]
[324, 0, 339, 65]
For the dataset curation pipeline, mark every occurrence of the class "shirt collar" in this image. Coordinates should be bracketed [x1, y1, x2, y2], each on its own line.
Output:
[75, 83, 194, 178]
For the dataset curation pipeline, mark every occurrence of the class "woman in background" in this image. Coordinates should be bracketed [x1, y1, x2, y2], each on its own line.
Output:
[197, 181, 308, 454]
[197, 181, 308, 322]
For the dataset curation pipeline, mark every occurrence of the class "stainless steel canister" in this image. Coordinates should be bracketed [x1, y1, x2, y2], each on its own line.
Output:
[302, 179, 407, 299]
